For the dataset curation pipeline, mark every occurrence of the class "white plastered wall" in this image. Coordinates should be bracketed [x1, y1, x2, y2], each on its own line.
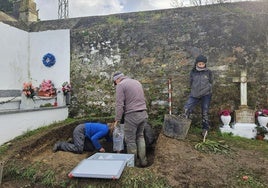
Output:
[0, 22, 28, 89]
[0, 22, 70, 90]
[0, 22, 70, 146]
[29, 29, 70, 87]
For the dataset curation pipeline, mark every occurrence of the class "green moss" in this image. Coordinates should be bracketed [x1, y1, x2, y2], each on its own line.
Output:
[106, 16, 124, 25]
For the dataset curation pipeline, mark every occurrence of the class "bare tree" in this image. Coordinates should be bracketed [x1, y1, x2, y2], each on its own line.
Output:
[212, 0, 229, 4]
[190, 0, 204, 6]
[190, 0, 230, 6]
[170, 0, 184, 7]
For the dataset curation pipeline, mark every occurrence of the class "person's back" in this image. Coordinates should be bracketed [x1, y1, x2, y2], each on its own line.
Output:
[84, 122, 110, 152]
[118, 77, 147, 114]
[84, 122, 109, 137]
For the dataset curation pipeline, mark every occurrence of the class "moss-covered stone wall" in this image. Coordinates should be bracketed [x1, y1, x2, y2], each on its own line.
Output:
[29, 2, 268, 128]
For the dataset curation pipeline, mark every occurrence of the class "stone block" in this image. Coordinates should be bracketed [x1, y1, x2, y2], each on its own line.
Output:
[235, 107, 255, 123]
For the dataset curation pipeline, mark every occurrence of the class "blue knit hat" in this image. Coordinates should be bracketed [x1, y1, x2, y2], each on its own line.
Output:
[195, 55, 207, 64]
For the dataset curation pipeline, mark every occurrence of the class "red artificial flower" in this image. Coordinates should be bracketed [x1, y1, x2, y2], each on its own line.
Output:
[262, 109, 268, 116]
[62, 81, 71, 95]
[255, 109, 268, 117]
[219, 110, 231, 116]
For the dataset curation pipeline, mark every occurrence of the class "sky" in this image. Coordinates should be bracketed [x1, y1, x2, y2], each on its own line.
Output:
[35, 0, 251, 21]
[35, 0, 176, 21]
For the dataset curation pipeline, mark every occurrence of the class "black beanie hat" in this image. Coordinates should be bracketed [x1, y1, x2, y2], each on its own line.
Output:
[195, 55, 207, 64]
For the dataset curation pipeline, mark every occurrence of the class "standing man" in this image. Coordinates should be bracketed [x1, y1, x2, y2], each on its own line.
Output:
[184, 55, 213, 137]
[113, 72, 148, 167]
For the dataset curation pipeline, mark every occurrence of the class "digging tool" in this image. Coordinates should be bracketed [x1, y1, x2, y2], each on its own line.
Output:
[163, 78, 191, 139]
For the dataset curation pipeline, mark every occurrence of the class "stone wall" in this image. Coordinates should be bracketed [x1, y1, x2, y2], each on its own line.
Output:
[29, 2, 268, 128]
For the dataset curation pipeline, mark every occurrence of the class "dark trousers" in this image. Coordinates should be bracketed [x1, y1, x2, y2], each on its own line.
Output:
[58, 124, 94, 153]
[184, 94, 212, 130]
[124, 111, 148, 166]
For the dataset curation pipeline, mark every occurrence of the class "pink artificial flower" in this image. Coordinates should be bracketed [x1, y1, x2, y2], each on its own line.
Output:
[39, 80, 56, 96]
[22, 82, 36, 98]
[62, 82, 71, 95]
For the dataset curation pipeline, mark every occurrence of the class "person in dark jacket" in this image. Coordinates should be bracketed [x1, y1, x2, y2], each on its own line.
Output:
[113, 72, 148, 167]
[52, 122, 113, 154]
[184, 55, 213, 136]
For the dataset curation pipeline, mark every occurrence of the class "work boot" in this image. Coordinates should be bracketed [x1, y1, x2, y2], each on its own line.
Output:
[184, 109, 189, 119]
[52, 142, 61, 152]
[137, 138, 147, 167]
[127, 146, 138, 166]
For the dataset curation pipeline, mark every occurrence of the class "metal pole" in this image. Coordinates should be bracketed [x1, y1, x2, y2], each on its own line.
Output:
[0, 161, 4, 185]
[168, 78, 172, 115]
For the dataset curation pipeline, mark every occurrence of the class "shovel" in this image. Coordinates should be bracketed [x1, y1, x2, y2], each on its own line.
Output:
[163, 78, 191, 140]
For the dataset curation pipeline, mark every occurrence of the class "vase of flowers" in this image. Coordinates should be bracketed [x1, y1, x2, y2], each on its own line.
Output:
[62, 81, 71, 105]
[20, 82, 36, 109]
[255, 109, 268, 128]
[22, 82, 36, 99]
[219, 110, 232, 128]
[38, 80, 56, 97]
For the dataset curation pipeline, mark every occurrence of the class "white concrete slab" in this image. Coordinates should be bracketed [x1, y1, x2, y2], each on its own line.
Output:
[88, 153, 134, 167]
[68, 159, 126, 179]
[220, 123, 257, 139]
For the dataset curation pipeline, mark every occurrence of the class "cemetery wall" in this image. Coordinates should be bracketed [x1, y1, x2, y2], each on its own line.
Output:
[8, 1, 268, 127]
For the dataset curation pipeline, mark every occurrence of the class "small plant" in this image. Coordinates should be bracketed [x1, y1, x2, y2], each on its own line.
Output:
[40, 103, 53, 108]
[194, 139, 233, 154]
[41, 170, 56, 186]
[255, 126, 268, 137]
[236, 173, 265, 187]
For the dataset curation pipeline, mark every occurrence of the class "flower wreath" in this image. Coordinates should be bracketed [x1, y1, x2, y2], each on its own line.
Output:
[42, 53, 56, 67]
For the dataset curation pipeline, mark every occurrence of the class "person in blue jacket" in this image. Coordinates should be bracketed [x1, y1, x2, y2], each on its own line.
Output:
[53, 122, 113, 153]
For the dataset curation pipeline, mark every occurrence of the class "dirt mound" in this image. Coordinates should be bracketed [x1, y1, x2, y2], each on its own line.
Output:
[1, 122, 268, 187]
[153, 133, 268, 187]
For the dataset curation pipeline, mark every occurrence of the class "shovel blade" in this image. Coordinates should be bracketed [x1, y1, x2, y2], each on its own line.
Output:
[163, 114, 191, 140]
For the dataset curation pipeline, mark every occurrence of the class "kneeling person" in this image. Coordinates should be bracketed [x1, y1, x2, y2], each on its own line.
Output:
[53, 122, 113, 153]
